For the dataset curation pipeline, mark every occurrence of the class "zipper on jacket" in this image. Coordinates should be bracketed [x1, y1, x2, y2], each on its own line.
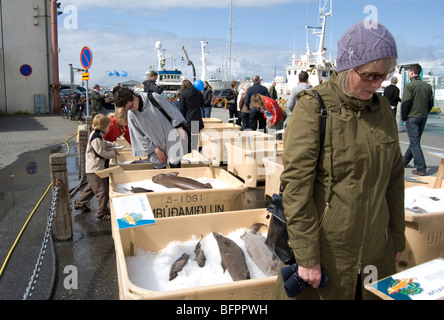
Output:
[318, 202, 330, 227]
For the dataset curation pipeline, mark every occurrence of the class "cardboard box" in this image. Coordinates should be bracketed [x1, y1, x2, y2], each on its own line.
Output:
[225, 139, 283, 188]
[201, 130, 274, 166]
[115, 137, 132, 149]
[202, 117, 223, 124]
[102, 167, 247, 218]
[110, 150, 209, 170]
[263, 155, 284, 198]
[199, 123, 242, 147]
[396, 176, 444, 272]
[110, 208, 277, 300]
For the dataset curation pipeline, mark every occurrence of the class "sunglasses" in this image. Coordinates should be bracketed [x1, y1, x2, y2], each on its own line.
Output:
[354, 68, 395, 82]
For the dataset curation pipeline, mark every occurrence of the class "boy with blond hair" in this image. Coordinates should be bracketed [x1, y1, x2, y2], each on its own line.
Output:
[73, 114, 121, 220]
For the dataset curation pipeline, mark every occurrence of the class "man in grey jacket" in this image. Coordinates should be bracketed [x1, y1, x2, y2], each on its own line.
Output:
[287, 71, 312, 112]
[115, 87, 186, 169]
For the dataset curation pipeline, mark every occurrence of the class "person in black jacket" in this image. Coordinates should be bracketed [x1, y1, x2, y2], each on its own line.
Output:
[201, 81, 213, 118]
[383, 77, 401, 116]
[143, 71, 165, 94]
[226, 80, 240, 125]
[244, 75, 270, 131]
[178, 79, 204, 152]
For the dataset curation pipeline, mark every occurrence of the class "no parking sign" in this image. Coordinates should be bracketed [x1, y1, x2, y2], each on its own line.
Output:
[80, 46, 93, 70]
[20, 64, 32, 77]
[80, 46, 92, 117]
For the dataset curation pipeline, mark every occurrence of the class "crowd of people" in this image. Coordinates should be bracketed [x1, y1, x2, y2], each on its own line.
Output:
[72, 19, 436, 300]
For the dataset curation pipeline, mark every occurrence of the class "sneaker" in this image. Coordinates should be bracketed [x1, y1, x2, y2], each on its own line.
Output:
[97, 214, 111, 221]
[72, 204, 91, 213]
[412, 170, 426, 176]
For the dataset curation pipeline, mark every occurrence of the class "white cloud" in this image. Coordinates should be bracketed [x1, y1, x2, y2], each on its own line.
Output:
[66, 0, 300, 10]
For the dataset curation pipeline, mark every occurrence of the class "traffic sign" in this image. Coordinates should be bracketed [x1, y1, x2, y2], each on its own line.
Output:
[82, 72, 89, 80]
[20, 64, 32, 77]
[80, 46, 93, 70]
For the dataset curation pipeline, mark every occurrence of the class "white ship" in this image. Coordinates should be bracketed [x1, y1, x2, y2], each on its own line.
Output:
[201, 40, 231, 90]
[277, 0, 335, 95]
[136, 41, 184, 100]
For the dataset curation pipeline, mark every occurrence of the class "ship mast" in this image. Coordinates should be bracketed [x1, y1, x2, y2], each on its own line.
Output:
[315, 0, 332, 66]
[200, 39, 208, 81]
[226, 0, 233, 82]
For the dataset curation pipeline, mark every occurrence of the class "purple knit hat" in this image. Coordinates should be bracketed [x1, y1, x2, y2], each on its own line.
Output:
[336, 21, 397, 72]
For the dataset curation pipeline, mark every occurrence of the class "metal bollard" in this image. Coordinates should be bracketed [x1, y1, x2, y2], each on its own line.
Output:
[49, 153, 73, 240]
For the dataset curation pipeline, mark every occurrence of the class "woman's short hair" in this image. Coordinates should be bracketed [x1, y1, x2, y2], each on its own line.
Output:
[337, 57, 397, 97]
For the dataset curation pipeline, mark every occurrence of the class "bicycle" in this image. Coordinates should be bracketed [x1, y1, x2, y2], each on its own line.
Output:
[70, 93, 85, 121]
[60, 97, 72, 119]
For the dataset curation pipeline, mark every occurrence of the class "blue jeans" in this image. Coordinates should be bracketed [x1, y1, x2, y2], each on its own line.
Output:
[241, 113, 250, 130]
[201, 106, 212, 118]
[404, 117, 428, 173]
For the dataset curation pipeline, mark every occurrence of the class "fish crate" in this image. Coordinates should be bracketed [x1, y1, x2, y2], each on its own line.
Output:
[396, 175, 444, 272]
[199, 123, 242, 148]
[201, 130, 274, 166]
[110, 150, 209, 170]
[263, 155, 284, 198]
[202, 117, 223, 124]
[110, 208, 277, 300]
[225, 139, 283, 188]
[115, 137, 132, 149]
[99, 166, 247, 218]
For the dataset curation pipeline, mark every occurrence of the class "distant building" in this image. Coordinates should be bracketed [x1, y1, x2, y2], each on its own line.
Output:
[0, 0, 56, 114]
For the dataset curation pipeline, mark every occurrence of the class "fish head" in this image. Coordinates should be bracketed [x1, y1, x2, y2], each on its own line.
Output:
[152, 173, 165, 183]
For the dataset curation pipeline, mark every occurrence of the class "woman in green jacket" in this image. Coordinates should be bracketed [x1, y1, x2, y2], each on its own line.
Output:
[275, 21, 405, 300]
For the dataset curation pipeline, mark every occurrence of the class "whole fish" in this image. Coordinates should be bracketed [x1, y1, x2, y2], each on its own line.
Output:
[240, 223, 280, 276]
[212, 232, 250, 281]
[130, 158, 151, 164]
[169, 253, 189, 281]
[194, 235, 206, 267]
[152, 172, 212, 190]
[125, 186, 153, 193]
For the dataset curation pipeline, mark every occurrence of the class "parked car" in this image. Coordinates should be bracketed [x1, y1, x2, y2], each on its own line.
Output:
[103, 90, 114, 109]
[212, 89, 232, 108]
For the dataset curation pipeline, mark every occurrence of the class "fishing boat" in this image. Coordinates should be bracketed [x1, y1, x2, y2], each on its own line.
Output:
[201, 40, 231, 90]
[278, 0, 335, 95]
[136, 41, 183, 100]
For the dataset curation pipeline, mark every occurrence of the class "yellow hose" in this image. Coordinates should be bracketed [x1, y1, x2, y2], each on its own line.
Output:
[0, 131, 78, 279]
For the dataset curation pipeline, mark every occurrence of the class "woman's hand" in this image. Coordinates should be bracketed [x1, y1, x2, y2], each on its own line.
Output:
[298, 264, 322, 288]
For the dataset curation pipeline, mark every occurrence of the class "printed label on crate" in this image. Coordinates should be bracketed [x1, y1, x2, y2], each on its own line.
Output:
[112, 194, 155, 229]
[366, 258, 444, 300]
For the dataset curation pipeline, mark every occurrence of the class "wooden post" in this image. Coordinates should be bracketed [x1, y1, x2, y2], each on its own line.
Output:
[50, 153, 73, 240]
[77, 129, 88, 179]
[86, 115, 93, 135]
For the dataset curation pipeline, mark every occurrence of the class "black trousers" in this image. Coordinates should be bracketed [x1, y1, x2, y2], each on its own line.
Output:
[249, 107, 266, 131]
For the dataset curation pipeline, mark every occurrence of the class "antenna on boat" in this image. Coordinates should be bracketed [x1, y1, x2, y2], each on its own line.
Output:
[226, 0, 233, 82]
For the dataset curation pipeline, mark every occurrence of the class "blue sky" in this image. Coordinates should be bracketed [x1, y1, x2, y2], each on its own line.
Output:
[57, 0, 444, 87]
